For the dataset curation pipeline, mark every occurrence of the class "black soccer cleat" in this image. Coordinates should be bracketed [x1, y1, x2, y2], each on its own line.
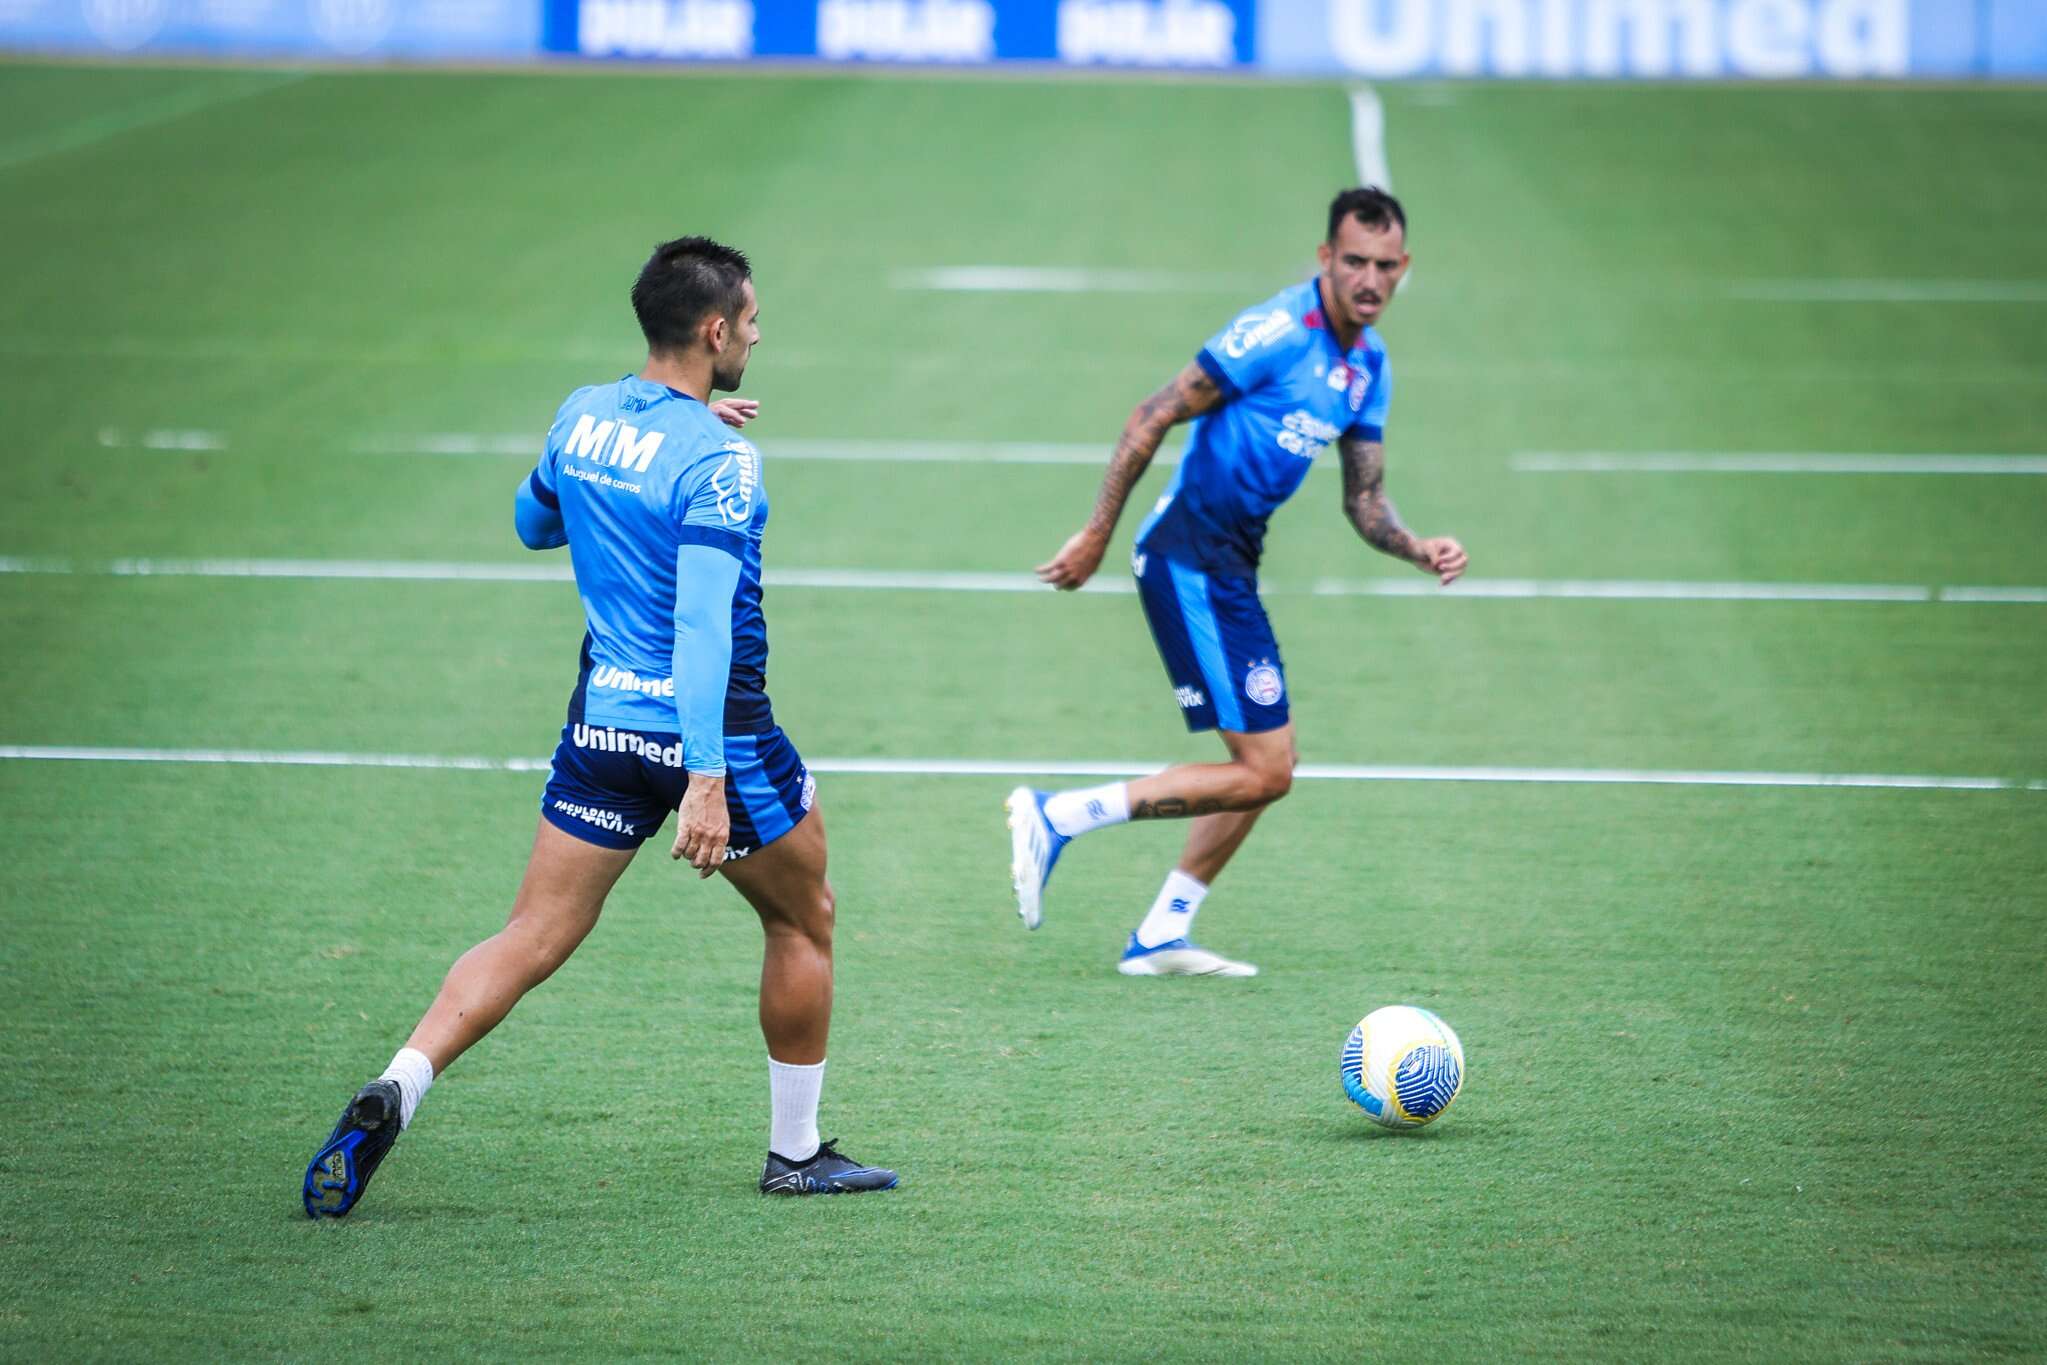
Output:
[759, 1138, 899, 1196]
[302, 1078, 403, 1219]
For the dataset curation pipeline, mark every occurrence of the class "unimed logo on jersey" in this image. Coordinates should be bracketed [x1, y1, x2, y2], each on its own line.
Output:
[590, 665, 674, 698]
[563, 414, 667, 473]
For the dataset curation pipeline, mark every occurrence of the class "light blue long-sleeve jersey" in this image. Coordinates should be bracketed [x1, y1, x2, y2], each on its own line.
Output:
[514, 375, 772, 774]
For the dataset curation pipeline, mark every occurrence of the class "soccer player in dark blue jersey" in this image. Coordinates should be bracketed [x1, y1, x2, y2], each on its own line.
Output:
[303, 238, 897, 1214]
[1009, 188, 1468, 977]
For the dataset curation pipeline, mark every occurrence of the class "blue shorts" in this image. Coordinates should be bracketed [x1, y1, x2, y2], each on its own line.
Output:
[540, 721, 816, 857]
[1132, 548, 1289, 734]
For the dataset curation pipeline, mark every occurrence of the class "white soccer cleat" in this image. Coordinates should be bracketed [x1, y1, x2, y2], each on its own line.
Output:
[1005, 786, 1068, 931]
[1115, 934, 1258, 977]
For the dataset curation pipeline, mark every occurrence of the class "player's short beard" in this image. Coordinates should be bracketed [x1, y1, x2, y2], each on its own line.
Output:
[711, 356, 747, 392]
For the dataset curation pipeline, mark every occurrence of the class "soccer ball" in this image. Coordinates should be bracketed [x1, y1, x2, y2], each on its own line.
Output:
[1341, 1005, 1465, 1129]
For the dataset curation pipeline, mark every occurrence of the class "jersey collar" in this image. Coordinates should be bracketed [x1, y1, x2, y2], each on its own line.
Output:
[1302, 278, 1370, 362]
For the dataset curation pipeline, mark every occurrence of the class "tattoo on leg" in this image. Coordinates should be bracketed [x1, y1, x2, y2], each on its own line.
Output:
[1132, 797, 1225, 820]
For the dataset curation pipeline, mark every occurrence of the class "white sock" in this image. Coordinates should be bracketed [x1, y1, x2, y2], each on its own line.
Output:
[768, 1057, 824, 1162]
[378, 1047, 435, 1130]
[1043, 782, 1130, 839]
[1135, 869, 1210, 948]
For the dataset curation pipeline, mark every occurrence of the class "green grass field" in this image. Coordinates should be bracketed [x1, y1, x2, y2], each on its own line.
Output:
[1, 60, 2044, 1360]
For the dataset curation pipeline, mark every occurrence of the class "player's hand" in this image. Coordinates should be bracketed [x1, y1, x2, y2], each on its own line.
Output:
[672, 775, 730, 878]
[1416, 537, 1468, 587]
[709, 397, 759, 429]
[1036, 527, 1109, 591]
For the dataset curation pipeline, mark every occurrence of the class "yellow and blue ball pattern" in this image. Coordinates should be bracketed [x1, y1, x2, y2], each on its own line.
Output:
[1340, 1005, 1465, 1129]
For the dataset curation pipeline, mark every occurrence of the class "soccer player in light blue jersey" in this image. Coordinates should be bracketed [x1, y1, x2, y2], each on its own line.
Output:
[1009, 188, 1468, 977]
[303, 238, 896, 1214]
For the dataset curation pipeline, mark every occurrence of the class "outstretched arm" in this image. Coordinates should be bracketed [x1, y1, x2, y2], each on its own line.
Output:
[513, 471, 566, 550]
[1338, 433, 1467, 586]
[1036, 362, 1225, 590]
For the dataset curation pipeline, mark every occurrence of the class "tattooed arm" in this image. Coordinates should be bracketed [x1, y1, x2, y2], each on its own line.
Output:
[1035, 362, 1225, 590]
[1338, 432, 1468, 585]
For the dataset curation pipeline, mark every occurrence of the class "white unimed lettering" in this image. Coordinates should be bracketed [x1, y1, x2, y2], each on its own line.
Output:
[590, 664, 675, 698]
[578, 0, 754, 57]
[1057, 0, 1234, 67]
[572, 724, 685, 769]
[1327, 0, 1906, 79]
[817, 0, 995, 61]
[563, 413, 667, 474]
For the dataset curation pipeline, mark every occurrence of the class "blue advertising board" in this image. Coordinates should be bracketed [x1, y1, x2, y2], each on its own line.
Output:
[1, 0, 2042, 75]
[544, 0, 1256, 68]
[0, 0, 540, 59]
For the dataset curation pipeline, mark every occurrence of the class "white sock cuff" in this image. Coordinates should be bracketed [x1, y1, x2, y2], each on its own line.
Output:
[1044, 782, 1131, 838]
[380, 1047, 436, 1130]
[1163, 868, 1209, 900]
[768, 1056, 825, 1163]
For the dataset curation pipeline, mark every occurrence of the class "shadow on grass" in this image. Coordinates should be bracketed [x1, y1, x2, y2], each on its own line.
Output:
[1312, 1114, 1492, 1145]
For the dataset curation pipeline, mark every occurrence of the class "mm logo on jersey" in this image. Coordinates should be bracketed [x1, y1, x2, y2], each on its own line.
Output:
[563, 414, 666, 473]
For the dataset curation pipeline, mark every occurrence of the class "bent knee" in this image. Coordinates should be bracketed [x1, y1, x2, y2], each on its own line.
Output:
[1233, 758, 1292, 807]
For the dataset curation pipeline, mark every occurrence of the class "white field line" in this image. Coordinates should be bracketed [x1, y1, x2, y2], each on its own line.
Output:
[5, 557, 2043, 602]
[888, 266, 1265, 294]
[1513, 452, 2047, 476]
[87, 429, 2047, 481]
[1348, 84, 1392, 190]
[1309, 577, 1938, 603]
[0, 745, 2038, 792]
[1728, 280, 2047, 304]
[96, 428, 1163, 467]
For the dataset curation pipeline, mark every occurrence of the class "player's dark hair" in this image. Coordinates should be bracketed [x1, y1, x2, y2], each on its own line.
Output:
[1327, 186, 1407, 242]
[631, 236, 752, 354]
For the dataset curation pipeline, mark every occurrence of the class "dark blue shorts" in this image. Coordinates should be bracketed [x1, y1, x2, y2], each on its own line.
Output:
[540, 721, 816, 858]
[1132, 548, 1289, 734]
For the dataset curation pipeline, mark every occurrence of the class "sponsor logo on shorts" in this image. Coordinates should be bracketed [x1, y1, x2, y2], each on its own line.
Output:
[1244, 663, 1284, 707]
[1174, 685, 1207, 710]
[589, 664, 674, 699]
[573, 724, 684, 768]
[1132, 550, 1148, 577]
[799, 770, 817, 812]
[551, 798, 636, 837]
